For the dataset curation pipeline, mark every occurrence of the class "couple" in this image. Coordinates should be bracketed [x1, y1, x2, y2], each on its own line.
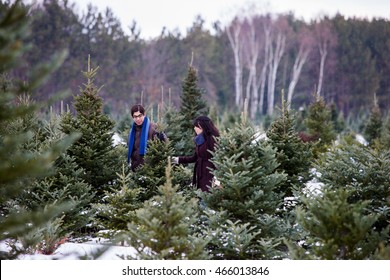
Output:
[127, 104, 220, 193]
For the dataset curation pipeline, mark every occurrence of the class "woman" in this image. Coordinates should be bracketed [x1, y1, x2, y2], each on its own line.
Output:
[173, 116, 220, 192]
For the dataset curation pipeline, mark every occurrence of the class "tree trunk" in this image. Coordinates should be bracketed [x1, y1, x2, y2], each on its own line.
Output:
[227, 22, 243, 107]
[287, 47, 310, 109]
[317, 42, 327, 96]
[267, 32, 285, 116]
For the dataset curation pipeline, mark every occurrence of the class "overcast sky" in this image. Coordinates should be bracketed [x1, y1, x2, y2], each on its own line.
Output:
[58, 0, 390, 39]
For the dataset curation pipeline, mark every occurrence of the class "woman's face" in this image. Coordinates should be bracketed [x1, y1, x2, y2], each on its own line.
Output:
[194, 125, 203, 135]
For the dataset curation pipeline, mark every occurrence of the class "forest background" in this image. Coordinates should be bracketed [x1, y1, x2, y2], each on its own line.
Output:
[5, 0, 390, 125]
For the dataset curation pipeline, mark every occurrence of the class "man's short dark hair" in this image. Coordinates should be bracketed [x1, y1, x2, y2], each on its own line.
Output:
[131, 104, 145, 116]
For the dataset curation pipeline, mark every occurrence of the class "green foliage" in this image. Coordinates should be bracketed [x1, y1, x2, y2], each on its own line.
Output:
[305, 93, 336, 156]
[287, 186, 385, 259]
[198, 209, 261, 260]
[60, 57, 121, 201]
[266, 95, 313, 197]
[122, 163, 208, 260]
[177, 65, 209, 155]
[0, 1, 76, 259]
[381, 114, 390, 150]
[364, 98, 382, 145]
[130, 134, 175, 201]
[92, 165, 141, 233]
[315, 142, 390, 232]
[203, 113, 288, 259]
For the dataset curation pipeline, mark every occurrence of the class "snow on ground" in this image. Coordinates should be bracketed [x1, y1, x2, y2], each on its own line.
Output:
[0, 238, 137, 260]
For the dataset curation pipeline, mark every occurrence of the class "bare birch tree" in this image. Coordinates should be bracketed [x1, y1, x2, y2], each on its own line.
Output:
[226, 17, 244, 108]
[266, 16, 288, 116]
[243, 18, 261, 119]
[314, 17, 337, 96]
[287, 25, 313, 109]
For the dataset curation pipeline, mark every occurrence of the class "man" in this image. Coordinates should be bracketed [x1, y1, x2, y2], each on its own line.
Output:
[127, 104, 166, 171]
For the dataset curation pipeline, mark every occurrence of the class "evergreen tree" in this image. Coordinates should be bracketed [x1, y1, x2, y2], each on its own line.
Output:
[176, 64, 209, 155]
[330, 102, 345, 133]
[0, 1, 76, 259]
[364, 94, 382, 146]
[16, 109, 94, 236]
[122, 162, 208, 260]
[315, 141, 390, 233]
[305, 93, 336, 156]
[266, 94, 313, 198]
[92, 165, 141, 234]
[203, 110, 288, 259]
[381, 113, 390, 150]
[286, 186, 385, 259]
[60, 57, 122, 201]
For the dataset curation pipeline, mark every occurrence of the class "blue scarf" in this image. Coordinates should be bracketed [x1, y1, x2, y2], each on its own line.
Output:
[127, 116, 150, 163]
[194, 134, 205, 146]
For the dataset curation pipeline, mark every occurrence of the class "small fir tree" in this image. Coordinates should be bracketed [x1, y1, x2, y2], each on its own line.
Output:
[305, 93, 336, 156]
[60, 56, 122, 201]
[286, 186, 385, 259]
[381, 114, 390, 150]
[266, 93, 313, 198]
[13, 109, 95, 236]
[330, 102, 345, 133]
[364, 94, 382, 146]
[92, 164, 141, 234]
[122, 161, 208, 260]
[203, 108, 288, 259]
[315, 141, 390, 233]
[177, 64, 208, 155]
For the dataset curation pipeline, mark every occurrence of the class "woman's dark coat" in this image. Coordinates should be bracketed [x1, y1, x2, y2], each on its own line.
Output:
[178, 136, 216, 192]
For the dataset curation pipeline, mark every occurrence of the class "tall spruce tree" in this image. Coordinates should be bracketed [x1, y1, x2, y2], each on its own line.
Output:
[176, 64, 208, 155]
[60, 56, 122, 201]
[203, 109, 288, 259]
[0, 1, 76, 259]
[122, 162, 208, 260]
[266, 93, 313, 198]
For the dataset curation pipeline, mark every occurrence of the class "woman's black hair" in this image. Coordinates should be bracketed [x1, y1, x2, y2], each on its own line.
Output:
[193, 116, 220, 138]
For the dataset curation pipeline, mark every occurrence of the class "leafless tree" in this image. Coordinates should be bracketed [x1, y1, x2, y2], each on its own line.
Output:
[226, 17, 244, 108]
[287, 25, 313, 109]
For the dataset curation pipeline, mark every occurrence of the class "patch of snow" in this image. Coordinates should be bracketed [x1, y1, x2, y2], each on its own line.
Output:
[112, 133, 126, 146]
[355, 134, 368, 146]
[0, 239, 137, 260]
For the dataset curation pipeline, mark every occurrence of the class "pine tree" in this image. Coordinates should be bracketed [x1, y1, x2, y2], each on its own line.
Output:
[266, 93, 313, 198]
[305, 93, 336, 156]
[286, 186, 385, 259]
[60, 56, 122, 201]
[122, 162, 208, 260]
[364, 94, 382, 146]
[0, 1, 76, 259]
[203, 109, 288, 259]
[176, 65, 208, 155]
[381, 114, 390, 150]
[315, 141, 390, 233]
[16, 109, 94, 236]
[92, 164, 141, 234]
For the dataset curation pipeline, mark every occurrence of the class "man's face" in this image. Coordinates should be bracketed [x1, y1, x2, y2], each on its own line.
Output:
[132, 111, 144, 126]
